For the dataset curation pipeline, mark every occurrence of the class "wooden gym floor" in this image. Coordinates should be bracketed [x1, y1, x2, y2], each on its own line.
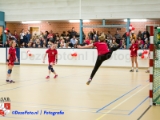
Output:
[0, 64, 159, 120]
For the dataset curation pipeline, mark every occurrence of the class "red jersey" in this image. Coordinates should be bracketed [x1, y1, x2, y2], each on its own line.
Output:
[130, 43, 138, 57]
[136, 40, 144, 45]
[93, 42, 110, 55]
[46, 49, 58, 63]
[47, 33, 53, 39]
[85, 39, 90, 45]
[8, 47, 16, 62]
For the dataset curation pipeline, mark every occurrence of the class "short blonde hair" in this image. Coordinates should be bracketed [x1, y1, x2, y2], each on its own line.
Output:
[99, 36, 105, 42]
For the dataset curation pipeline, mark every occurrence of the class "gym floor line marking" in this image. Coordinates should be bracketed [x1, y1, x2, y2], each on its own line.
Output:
[0, 81, 132, 92]
[96, 84, 149, 120]
[128, 96, 149, 115]
[96, 85, 141, 113]
[11, 104, 127, 115]
[0, 79, 142, 92]
[137, 105, 151, 120]
[0, 72, 87, 92]
[11, 102, 131, 111]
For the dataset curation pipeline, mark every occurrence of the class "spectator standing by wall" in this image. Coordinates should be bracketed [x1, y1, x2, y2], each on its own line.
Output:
[142, 29, 150, 41]
[115, 31, 121, 44]
[137, 31, 143, 39]
[13, 30, 19, 41]
[23, 32, 28, 44]
[26, 30, 31, 43]
[70, 27, 77, 38]
[107, 31, 112, 40]
[20, 29, 24, 45]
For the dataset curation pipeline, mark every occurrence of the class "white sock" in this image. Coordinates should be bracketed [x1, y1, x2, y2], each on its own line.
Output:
[132, 67, 134, 70]
[136, 68, 138, 70]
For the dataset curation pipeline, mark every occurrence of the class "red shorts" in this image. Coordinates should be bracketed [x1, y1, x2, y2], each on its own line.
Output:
[48, 59, 56, 65]
[8, 61, 14, 66]
[130, 53, 137, 57]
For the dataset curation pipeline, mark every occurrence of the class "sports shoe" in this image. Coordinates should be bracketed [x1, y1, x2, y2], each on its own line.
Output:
[130, 69, 134, 72]
[86, 79, 92, 85]
[136, 69, 138, 72]
[10, 80, 15, 83]
[46, 76, 50, 79]
[6, 80, 9, 83]
[54, 75, 58, 79]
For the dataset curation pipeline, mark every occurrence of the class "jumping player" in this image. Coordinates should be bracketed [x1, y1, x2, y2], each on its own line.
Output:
[43, 43, 58, 79]
[129, 39, 139, 72]
[6, 41, 18, 83]
[77, 36, 120, 85]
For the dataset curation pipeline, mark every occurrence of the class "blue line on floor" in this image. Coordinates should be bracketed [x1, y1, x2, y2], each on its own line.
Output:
[11, 101, 131, 112]
[96, 85, 141, 113]
[128, 96, 149, 115]
[0, 81, 46, 93]
[0, 72, 87, 92]
[107, 113, 128, 116]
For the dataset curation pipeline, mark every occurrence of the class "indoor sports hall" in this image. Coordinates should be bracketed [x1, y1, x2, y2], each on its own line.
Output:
[0, 0, 160, 120]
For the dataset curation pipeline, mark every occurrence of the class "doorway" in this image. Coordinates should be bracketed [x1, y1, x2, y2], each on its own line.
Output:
[29, 27, 40, 38]
[146, 24, 159, 35]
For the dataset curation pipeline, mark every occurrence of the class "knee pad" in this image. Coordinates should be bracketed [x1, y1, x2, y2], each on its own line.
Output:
[51, 68, 54, 72]
[48, 65, 52, 70]
[8, 69, 12, 74]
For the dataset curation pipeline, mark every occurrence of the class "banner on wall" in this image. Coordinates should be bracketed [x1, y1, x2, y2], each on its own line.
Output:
[6, 48, 20, 65]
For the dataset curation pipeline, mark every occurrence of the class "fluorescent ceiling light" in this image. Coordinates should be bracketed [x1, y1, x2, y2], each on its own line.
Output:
[69, 20, 90, 23]
[124, 19, 147, 22]
[22, 21, 41, 24]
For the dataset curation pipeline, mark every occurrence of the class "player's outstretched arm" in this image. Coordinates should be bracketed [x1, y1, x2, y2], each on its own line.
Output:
[56, 54, 58, 64]
[16, 55, 18, 62]
[6, 54, 10, 65]
[77, 44, 93, 49]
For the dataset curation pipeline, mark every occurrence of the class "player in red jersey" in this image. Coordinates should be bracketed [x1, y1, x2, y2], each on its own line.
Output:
[129, 39, 139, 72]
[6, 41, 18, 83]
[77, 36, 120, 85]
[43, 43, 58, 79]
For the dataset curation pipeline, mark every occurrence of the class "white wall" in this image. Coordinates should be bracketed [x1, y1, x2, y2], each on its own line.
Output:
[20, 48, 149, 67]
[0, 48, 149, 67]
[0, 0, 160, 21]
[0, 48, 6, 63]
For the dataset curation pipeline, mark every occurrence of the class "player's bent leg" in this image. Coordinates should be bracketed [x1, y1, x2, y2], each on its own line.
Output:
[48, 65, 52, 70]
[105, 52, 112, 60]
[50, 63, 58, 79]
[134, 57, 138, 72]
[46, 64, 52, 79]
[110, 45, 120, 52]
[130, 57, 134, 72]
[7, 69, 12, 74]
